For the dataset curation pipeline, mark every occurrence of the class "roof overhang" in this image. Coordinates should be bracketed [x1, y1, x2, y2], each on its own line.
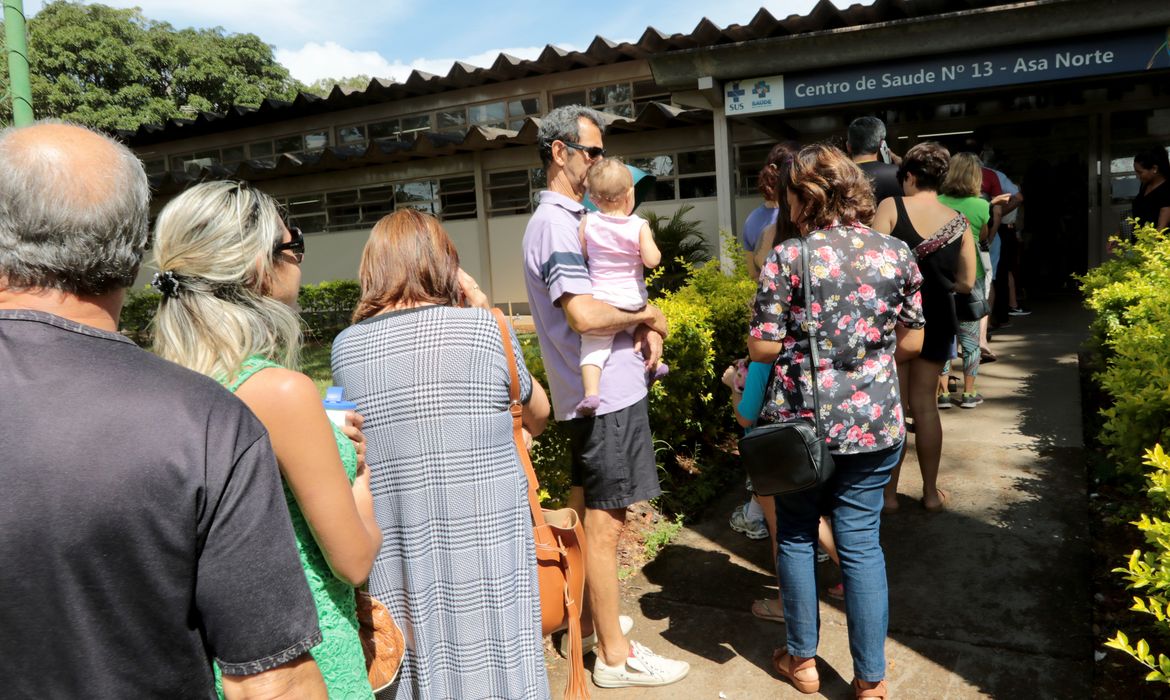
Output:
[650, 0, 1170, 91]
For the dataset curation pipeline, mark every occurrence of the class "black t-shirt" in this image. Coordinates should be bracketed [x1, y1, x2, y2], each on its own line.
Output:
[1133, 180, 1170, 228]
[858, 160, 903, 205]
[0, 310, 321, 698]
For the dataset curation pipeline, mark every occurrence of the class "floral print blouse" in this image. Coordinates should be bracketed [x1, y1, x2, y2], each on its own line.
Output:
[749, 222, 925, 455]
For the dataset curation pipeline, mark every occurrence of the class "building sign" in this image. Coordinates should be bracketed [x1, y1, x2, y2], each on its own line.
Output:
[725, 29, 1170, 115]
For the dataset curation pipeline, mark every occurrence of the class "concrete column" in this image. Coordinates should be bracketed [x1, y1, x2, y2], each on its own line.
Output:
[472, 151, 493, 301]
[712, 104, 737, 272]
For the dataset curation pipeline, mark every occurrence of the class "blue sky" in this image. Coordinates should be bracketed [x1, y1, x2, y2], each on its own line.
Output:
[24, 1, 827, 82]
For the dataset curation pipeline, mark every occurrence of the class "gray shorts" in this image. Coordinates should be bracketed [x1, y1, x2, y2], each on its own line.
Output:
[565, 396, 661, 510]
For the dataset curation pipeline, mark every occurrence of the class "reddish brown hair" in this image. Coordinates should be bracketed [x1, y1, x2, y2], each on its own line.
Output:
[352, 209, 463, 322]
[787, 143, 876, 233]
[757, 141, 800, 202]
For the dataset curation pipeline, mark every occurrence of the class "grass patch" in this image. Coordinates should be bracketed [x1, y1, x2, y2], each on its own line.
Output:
[301, 343, 334, 397]
[642, 515, 684, 560]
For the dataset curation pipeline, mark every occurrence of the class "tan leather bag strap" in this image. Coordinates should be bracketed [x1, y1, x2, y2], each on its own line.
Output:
[490, 309, 548, 528]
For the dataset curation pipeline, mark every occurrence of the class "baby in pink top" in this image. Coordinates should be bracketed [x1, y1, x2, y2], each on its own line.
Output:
[576, 158, 666, 416]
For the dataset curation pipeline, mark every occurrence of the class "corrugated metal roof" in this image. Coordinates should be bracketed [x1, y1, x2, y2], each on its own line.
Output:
[147, 102, 712, 194]
[123, 0, 1015, 145]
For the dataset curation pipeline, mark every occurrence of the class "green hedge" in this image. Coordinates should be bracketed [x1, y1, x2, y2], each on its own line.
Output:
[120, 280, 362, 345]
[1082, 223, 1170, 684]
[527, 234, 754, 513]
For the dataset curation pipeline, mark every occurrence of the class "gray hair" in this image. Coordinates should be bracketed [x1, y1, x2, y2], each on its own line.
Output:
[0, 120, 149, 296]
[537, 105, 605, 167]
[151, 181, 301, 382]
[847, 116, 886, 157]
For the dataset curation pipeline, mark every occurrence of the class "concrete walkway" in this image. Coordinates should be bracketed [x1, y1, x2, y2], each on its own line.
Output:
[547, 299, 1092, 699]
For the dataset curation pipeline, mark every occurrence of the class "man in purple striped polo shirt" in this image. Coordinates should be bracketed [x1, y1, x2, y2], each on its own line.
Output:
[522, 105, 689, 688]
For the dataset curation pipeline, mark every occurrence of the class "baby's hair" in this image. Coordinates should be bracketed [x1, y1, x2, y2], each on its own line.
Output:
[586, 157, 633, 205]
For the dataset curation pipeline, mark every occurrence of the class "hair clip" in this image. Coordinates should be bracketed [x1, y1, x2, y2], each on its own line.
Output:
[151, 270, 182, 299]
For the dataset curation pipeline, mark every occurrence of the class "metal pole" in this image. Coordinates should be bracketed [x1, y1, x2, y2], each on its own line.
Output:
[4, 0, 34, 125]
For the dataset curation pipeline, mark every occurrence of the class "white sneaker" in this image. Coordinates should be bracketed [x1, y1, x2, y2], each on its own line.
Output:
[592, 640, 690, 688]
[558, 614, 634, 658]
[729, 503, 769, 540]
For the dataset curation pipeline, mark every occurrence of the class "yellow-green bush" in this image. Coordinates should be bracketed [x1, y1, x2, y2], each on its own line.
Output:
[1107, 445, 1170, 683]
[1080, 224, 1170, 480]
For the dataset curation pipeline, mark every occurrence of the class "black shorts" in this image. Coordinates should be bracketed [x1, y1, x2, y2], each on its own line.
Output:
[565, 396, 661, 510]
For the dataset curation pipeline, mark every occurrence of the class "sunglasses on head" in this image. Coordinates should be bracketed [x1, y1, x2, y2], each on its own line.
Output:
[273, 226, 305, 264]
[560, 140, 606, 160]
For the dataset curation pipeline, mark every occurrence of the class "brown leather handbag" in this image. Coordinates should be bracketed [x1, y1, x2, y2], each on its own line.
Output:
[491, 309, 590, 700]
[355, 588, 405, 692]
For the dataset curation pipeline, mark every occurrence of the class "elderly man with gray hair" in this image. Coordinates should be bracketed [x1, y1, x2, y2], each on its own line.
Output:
[521, 105, 689, 688]
[0, 121, 327, 699]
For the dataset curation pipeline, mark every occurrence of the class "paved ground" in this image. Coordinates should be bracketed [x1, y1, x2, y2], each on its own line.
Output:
[547, 299, 1093, 699]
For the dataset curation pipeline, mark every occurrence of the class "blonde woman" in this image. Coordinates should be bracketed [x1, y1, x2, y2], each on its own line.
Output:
[938, 152, 997, 409]
[151, 181, 381, 699]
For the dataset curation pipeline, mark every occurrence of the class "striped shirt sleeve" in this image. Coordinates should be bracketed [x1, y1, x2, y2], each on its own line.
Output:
[539, 220, 592, 305]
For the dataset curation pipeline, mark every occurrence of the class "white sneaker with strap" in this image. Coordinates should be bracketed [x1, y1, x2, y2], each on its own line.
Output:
[592, 640, 690, 688]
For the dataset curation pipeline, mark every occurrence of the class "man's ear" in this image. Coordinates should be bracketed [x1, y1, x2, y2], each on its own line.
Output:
[551, 140, 569, 168]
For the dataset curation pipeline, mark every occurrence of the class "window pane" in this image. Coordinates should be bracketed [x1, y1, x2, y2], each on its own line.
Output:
[362, 200, 394, 223]
[221, 146, 246, 164]
[647, 181, 676, 201]
[400, 115, 431, 136]
[304, 132, 329, 152]
[678, 150, 716, 175]
[143, 158, 166, 175]
[628, 155, 674, 178]
[632, 79, 667, 99]
[338, 125, 366, 146]
[249, 141, 274, 158]
[361, 185, 394, 202]
[591, 83, 631, 106]
[439, 176, 477, 220]
[606, 102, 634, 118]
[328, 204, 362, 229]
[275, 136, 303, 155]
[488, 170, 532, 215]
[396, 180, 435, 204]
[325, 190, 358, 205]
[169, 154, 191, 172]
[490, 170, 529, 188]
[368, 120, 399, 141]
[529, 168, 547, 190]
[289, 214, 327, 233]
[509, 98, 541, 116]
[438, 109, 467, 131]
[679, 175, 718, 199]
[469, 102, 506, 126]
[288, 196, 323, 216]
[552, 91, 585, 109]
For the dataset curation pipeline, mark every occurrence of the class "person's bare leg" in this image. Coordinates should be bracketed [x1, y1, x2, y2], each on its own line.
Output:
[568, 486, 596, 637]
[1008, 270, 1019, 309]
[817, 516, 839, 565]
[908, 357, 947, 509]
[586, 506, 630, 667]
[883, 360, 913, 511]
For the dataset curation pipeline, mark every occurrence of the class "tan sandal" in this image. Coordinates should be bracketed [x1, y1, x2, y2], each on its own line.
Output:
[854, 678, 888, 698]
[773, 649, 819, 694]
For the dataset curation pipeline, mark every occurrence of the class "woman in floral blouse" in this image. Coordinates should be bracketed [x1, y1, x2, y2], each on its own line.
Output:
[748, 144, 925, 700]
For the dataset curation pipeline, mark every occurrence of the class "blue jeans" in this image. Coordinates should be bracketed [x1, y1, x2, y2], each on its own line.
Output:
[775, 443, 901, 682]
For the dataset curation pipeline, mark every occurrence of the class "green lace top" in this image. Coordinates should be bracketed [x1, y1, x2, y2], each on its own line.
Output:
[214, 355, 373, 699]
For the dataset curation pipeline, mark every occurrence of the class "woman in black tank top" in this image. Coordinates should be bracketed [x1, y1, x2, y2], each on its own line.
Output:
[871, 142, 975, 514]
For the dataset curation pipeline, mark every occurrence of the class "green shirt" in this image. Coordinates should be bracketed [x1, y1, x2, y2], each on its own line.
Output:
[938, 194, 991, 278]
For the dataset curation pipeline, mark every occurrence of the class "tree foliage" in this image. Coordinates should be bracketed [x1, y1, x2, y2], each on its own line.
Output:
[304, 75, 374, 97]
[0, 1, 304, 131]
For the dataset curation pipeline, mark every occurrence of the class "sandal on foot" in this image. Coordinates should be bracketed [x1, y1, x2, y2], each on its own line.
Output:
[853, 678, 888, 698]
[922, 487, 950, 513]
[773, 649, 819, 694]
[751, 597, 785, 623]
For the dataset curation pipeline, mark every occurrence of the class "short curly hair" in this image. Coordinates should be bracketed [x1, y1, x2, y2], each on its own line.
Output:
[757, 141, 799, 202]
[787, 143, 875, 232]
[897, 141, 950, 192]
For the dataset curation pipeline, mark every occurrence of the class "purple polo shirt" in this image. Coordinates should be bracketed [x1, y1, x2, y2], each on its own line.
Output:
[523, 190, 648, 421]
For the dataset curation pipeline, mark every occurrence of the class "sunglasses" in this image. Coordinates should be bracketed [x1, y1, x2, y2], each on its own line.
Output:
[273, 226, 305, 264]
[560, 140, 606, 160]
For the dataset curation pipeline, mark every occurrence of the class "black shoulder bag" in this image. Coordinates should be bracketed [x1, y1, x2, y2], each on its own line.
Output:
[738, 236, 836, 496]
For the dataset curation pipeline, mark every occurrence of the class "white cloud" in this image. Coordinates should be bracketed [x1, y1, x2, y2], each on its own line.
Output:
[277, 43, 579, 85]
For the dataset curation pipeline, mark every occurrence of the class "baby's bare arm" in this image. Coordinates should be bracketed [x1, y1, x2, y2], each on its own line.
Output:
[639, 222, 661, 268]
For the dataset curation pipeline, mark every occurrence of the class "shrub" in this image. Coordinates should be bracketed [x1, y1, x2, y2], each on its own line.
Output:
[645, 204, 712, 297]
[1107, 445, 1170, 683]
[299, 280, 361, 342]
[119, 286, 161, 343]
[1080, 224, 1170, 481]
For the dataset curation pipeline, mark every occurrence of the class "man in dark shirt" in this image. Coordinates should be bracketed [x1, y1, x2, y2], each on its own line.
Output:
[847, 116, 902, 204]
[0, 122, 327, 698]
